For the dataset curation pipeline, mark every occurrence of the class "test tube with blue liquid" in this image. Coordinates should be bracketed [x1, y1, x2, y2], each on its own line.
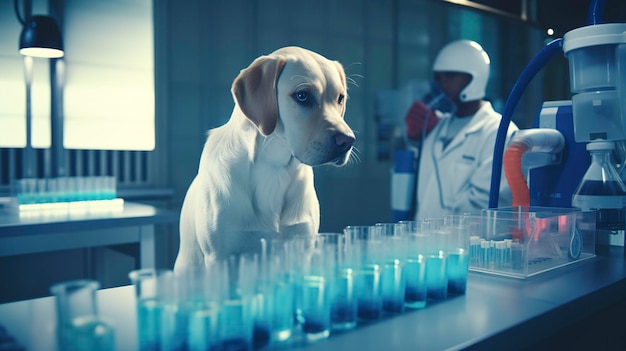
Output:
[425, 218, 448, 300]
[316, 233, 358, 332]
[183, 264, 225, 351]
[128, 268, 174, 351]
[494, 241, 507, 270]
[375, 223, 407, 314]
[444, 214, 473, 295]
[480, 240, 491, 268]
[265, 238, 299, 343]
[218, 255, 255, 351]
[403, 221, 429, 309]
[344, 225, 384, 323]
[469, 236, 481, 266]
[295, 245, 334, 342]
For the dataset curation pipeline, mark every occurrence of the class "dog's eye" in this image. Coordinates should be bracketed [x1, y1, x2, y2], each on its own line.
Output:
[338, 94, 345, 105]
[293, 91, 312, 105]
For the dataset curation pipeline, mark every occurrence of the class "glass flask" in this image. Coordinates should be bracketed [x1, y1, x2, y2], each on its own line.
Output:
[572, 141, 626, 230]
[50, 279, 116, 351]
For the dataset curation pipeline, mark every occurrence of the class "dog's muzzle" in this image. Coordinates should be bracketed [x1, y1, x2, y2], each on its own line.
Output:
[330, 131, 356, 166]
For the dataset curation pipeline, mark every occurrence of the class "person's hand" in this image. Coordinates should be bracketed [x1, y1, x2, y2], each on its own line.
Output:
[405, 101, 438, 141]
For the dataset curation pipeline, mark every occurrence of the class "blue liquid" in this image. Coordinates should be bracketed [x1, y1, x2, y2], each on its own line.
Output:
[381, 260, 405, 314]
[576, 180, 626, 230]
[253, 325, 270, 350]
[426, 254, 447, 300]
[330, 302, 357, 330]
[356, 265, 382, 322]
[220, 338, 249, 351]
[219, 299, 253, 351]
[302, 320, 326, 334]
[187, 301, 219, 351]
[469, 243, 480, 266]
[297, 276, 330, 338]
[446, 251, 469, 295]
[268, 280, 294, 341]
[161, 302, 188, 351]
[136, 298, 162, 351]
[357, 299, 382, 321]
[404, 257, 427, 309]
[330, 269, 357, 330]
[382, 299, 404, 313]
[59, 316, 115, 351]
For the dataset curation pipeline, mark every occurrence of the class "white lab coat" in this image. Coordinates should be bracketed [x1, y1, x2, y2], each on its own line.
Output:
[414, 102, 518, 220]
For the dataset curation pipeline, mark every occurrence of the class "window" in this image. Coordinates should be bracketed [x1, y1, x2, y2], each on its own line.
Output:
[63, 0, 155, 150]
[0, 0, 154, 151]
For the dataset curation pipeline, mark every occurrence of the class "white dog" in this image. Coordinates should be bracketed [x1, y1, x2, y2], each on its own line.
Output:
[174, 46, 355, 271]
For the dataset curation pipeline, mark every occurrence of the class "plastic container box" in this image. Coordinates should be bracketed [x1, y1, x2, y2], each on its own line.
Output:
[469, 206, 596, 279]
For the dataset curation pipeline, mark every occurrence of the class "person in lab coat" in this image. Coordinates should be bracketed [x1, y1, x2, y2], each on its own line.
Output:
[405, 39, 518, 219]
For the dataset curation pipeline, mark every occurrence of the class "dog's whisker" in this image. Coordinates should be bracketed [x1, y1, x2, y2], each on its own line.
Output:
[347, 74, 364, 88]
[346, 147, 361, 165]
[345, 62, 363, 72]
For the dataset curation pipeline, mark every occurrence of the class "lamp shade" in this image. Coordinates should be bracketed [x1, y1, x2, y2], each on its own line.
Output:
[19, 15, 64, 58]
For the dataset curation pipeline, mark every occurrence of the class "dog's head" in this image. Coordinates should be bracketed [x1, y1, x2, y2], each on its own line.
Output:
[231, 46, 355, 167]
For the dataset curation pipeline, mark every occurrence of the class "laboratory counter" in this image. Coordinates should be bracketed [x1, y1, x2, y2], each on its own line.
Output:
[0, 248, 625, 350]
[0, 201, 179, 266]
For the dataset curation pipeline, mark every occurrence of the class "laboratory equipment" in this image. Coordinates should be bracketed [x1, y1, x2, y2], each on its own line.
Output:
[492, 0, 626, 252]
[316, 233, 358, 331]
[128, 268, 175, 351]
[400, 220, 429, 309]
[11, 176, 123, 212]
[444, 214, 474, 295]
[424, 218, 448, 300]
[343, 225, 384, 322]
[50, 279, 116, 351]
[375, 223, 407, 314]
[469, 206, 596, 279]
[572, 142, 626, 229]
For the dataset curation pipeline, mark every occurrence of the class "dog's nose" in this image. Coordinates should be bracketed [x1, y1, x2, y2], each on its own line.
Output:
[333, 131, 356, 152]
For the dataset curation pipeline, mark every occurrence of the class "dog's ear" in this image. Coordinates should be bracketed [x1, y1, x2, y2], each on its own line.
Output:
[232, 56, 287, 136]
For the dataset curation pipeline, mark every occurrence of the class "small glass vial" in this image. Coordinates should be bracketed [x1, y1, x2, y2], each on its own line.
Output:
[50, 279, 116, 351]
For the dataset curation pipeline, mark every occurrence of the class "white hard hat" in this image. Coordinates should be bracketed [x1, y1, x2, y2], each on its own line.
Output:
[432, 40, 490, 102]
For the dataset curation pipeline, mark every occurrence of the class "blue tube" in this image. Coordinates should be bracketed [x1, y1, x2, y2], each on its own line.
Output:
[586, 0, 605, 25]
[488, 38, 564, 209]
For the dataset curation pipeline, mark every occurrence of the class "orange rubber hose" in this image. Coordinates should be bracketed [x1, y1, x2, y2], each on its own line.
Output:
[503, 144, 530, 208]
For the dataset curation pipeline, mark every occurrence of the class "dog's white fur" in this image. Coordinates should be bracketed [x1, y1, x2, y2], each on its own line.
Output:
[174, 46, 355, 271]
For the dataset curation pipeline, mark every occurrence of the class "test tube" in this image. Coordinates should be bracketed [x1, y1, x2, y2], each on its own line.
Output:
[444, 214, 472, 295]
[425, 218, 448, 300]
[183, 265, 224, 351]
[344, 225, 384, 322]
[376, 223, 407, 314]
[265, 239, 298, 343]
[494, 241, 507, 269]
[295, 246, 334, 342]
[218, 255, 256, 351]
[480, 240, 491, 268]
[317, 233, 358, 331]
[470, 236, 481, 266]
[404, 224, 428, 309]
[128, 268, 174, 351]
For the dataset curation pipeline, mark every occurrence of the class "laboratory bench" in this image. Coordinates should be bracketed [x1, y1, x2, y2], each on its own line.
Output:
[0, 247, 625, 350]
[0, 201, 180, 302]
